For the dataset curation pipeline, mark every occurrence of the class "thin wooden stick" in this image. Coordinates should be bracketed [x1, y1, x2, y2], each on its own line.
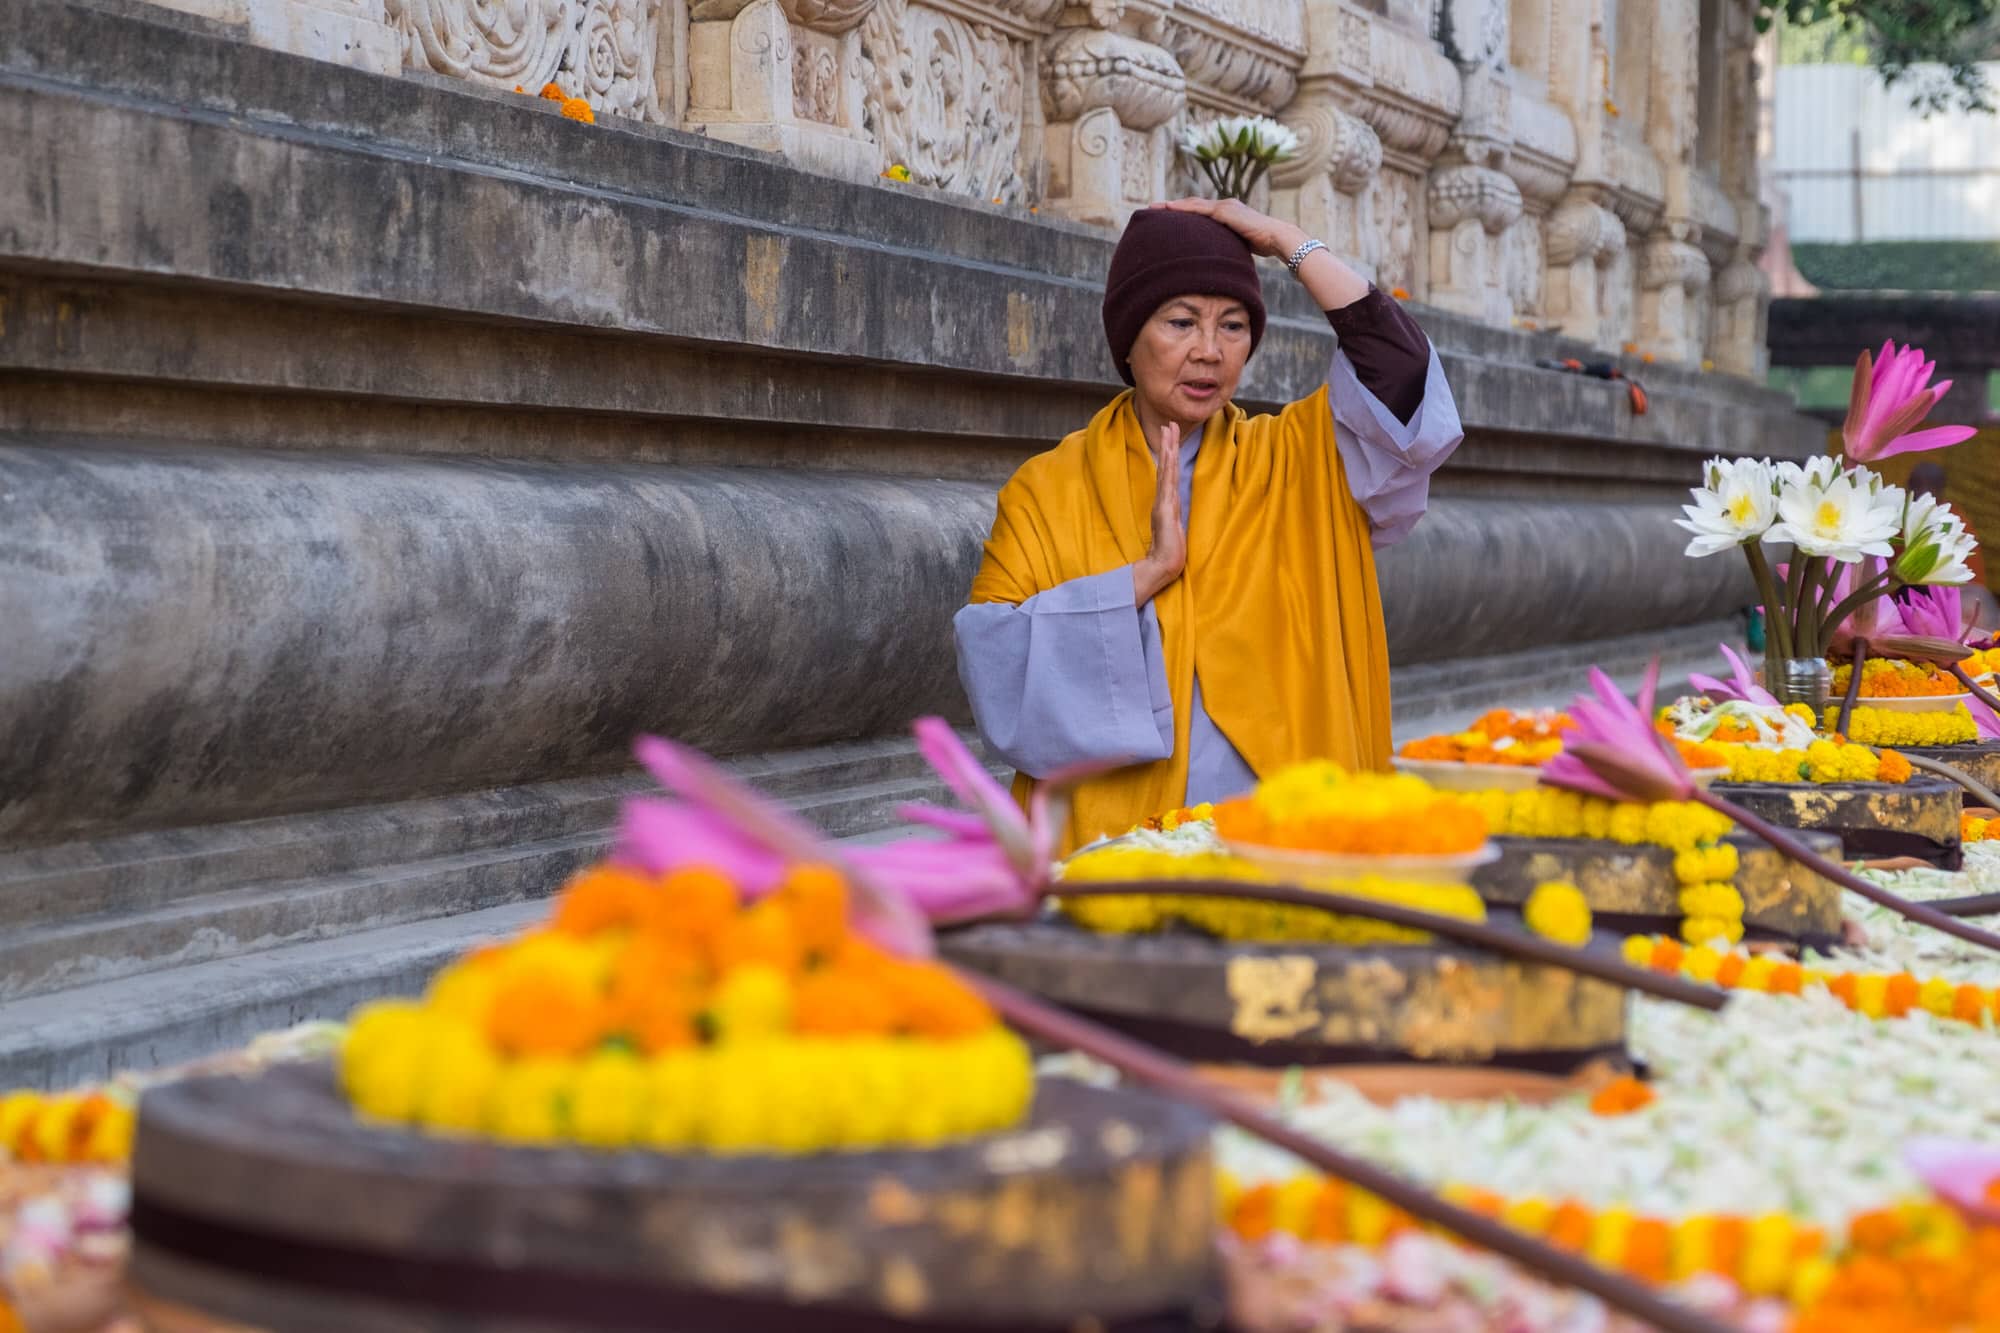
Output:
[1924, 893, 2000, 918]
[1692, 788, 2000, 953]
[965, 972, 1734, 1333]
[1053, 878, 1724, 1011]
[1836, 640, 1867, 737]
[1903, 753, 2000, 815]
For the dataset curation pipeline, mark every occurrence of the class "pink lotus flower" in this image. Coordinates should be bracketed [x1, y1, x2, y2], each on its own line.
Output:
[1903, 1138, 2000, 1226]
[1689, 643, 1776, 706]
[1541, 661, 1695, 804]
[1898, 585, 1976, 645]
[1842, 340, 1977, 463]
[622, 735, 936, 958]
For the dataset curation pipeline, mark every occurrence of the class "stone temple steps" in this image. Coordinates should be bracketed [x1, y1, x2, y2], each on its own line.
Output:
[0, 737, 987, 1087]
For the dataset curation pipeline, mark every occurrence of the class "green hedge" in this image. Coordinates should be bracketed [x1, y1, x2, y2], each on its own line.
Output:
[1792, 241, 2000, 294]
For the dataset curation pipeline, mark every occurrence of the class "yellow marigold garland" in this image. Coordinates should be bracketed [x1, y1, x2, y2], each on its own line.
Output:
[1963, 812, 2000, 843]
[1619, 934, 2000, 1026]
[1831, 658, 1961, 698]
[1213, 762, 1488, 855]
[0, 1088, 135, 1165]
[1467, 790, 1743, 945]
[1704, 739, 1913, 784]
[1217, 1169, 1854, 1302]
[1057, 847, 1486, 946]
[1823, 705, 1977, 747]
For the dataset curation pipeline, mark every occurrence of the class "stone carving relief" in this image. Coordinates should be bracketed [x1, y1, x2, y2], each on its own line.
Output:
[1367, 168, 1423, 296]
[1427, 163, 1521, 323]
[1638, 230, 1711, 362]
[1270, 89, 1384, 271]
[791, 32, 842, 122]
[1039, 23, 1185, 224]
[389, 0, 665, 119]
[860, 0, 1030, 200]
[1542, 192, 1625, 342]
[1161, 0, 1307, 115]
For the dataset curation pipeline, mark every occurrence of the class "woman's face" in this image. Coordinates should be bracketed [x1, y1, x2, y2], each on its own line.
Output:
[1126, 295, 1253, 429]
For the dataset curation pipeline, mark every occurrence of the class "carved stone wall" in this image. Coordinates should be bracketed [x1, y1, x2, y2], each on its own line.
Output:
[187, 0, 1772, 371]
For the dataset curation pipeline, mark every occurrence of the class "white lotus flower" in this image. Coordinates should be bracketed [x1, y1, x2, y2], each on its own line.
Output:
[1768, 469, 1904, 561]
[1774, 455, 1844, 493]
[1897, 493, 1979, 585]
[1676, 456, 1778, 558]
[1177, 114, 1301, 164]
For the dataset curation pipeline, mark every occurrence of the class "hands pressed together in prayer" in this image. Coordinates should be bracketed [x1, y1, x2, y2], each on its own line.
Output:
[1132, 421, 1186, 605]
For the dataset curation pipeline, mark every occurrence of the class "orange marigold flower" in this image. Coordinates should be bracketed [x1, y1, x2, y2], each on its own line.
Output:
[777, 863, 849, 962]
[1984, 1179, 2000, 1207]
[1884, 972, 1920, 1018]
[1714, 954, 1746, 988]
[880, 959, 994, 1038]
[487, 968, 605, 1056]
[1307, 1180, 1348, 1243]
[655, 866, 740, 945]
[1390, 286, 1411, 300]
[711, 898, 804, 977]
[1848, 1208, 1905, 1253]
[1828, 972, 1860, 1005]
[1708, 1215, 1747, 1279]
[1650, 938, 1685, 972]
[1548, 1201, 1594, 1251]
[1589, 1074, 1656, 1117]
[1877, 749, 1913, 783]
[560, 97, 594, 124]
[792, 966, 900, 1037]
[1232, 1182, 1278, 1240]
[1768, 961, 1805, 995]
[540, 82, 566, 101]
[1953, 983, 1989, 1023]
[552, 864, 655, 937]
[1624, 1217, 1672, 1282]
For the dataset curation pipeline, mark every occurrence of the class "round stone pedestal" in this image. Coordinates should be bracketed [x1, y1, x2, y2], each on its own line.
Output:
[1474, 831, 1843, 946]
[1711, 775, 1962, 867]
[129, 1064, 1216, 1333]
[943, 922, 1627, 1073]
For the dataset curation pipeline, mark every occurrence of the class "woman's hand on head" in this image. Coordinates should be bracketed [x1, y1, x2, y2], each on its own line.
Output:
[1133, 422, 1187, 605]
[1155, 198, 1308, 262]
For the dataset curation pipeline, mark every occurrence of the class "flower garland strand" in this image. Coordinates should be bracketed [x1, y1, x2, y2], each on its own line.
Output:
[1620, 934, 2000, 1027]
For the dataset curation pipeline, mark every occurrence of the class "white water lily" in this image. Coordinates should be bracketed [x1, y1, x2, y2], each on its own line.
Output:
[1767, 468, 1904, 561]
[1773, 455, 1844, 493]
[1177, 114, 1301, 163]
[1676, 456, 1778, 557]
[1896, 492, 1979, 585]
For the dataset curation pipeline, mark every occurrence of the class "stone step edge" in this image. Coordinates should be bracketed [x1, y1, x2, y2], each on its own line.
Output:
[0, 770, 979, 1000]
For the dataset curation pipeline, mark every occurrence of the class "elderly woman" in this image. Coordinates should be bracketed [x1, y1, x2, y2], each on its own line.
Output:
[954, 198, 1463, 850]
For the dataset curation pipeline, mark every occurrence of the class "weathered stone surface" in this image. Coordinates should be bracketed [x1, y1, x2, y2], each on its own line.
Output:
[943, 921, 1628, 1068]
[132, 1063, 1216, 1330]
[1714, 777, 1963, 866]
[1477, 832, 1843, 944]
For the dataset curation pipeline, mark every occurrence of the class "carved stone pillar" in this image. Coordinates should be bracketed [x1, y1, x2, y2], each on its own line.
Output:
[1639, 227, 1711, 365]
[686, 0, 880, 181]
[1637, 0, 1707, 362]
[1706, 0, 1771, 377]
[1040, 22, 1186, 227]
[1427, 164, 1523, 324]
[1543, 191, 1625, 346]
[390, 0, 667, 121]
[1270, 90, 1384, 280]
[1295, 1, 1460, 299]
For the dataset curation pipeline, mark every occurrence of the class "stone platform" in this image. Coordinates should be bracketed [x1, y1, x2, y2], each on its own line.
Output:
[0, 0, 1828, 1085]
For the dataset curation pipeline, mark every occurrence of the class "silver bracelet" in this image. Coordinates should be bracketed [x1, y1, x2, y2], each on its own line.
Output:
[1285, 238, 1328, 273]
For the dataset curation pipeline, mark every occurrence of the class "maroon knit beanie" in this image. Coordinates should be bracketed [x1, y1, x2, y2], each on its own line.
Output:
[1102, 209, 1267, 386]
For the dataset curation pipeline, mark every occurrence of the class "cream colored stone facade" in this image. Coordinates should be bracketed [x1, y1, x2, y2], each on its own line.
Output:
[181, 0, 1771, 373]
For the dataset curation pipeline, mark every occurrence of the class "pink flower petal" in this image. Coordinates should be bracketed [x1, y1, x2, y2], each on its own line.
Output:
[1872, 424, 1979, 459]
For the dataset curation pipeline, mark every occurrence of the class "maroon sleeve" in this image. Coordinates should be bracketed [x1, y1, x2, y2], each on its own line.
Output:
[1325, 287, 1430, 425]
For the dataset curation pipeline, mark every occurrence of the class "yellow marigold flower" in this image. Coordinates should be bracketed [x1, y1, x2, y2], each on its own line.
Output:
[1524, 881, 1592, 946]
[1678, 883, 1745, 921]
[1588, 1206, 1634, 1268]
[642, 1048, 708, 1150]
[426, 956, 503, 1028]
[1501, 1196, 1555, 1236]
[0, 1090, 40, 1158]
[1789, 1254, 1837, 1307]
[1347, 1188, 1393, 1246]
[1671, 1215, 1717, 1281]
[416, 1019, 501, 1135]
[1920, 975, 1958, 1018]
[488, 1057, 574, 1144]
[342, 1000, 434, 1123]
[1607, 804, 1650, 844]
[707, 963, 793, 1041]
[1737, 955, 1779, 992]
[1680, 944, 1724, 980]
[1740, 1214, 1795, 1297]
[1275, 1175, 1321, 1237]
[82, 1099, 136, 1164]
[570, 1048, 648, 1149]
[1853, 973, 1890, 1019]
[1620, 934, 1655, 966]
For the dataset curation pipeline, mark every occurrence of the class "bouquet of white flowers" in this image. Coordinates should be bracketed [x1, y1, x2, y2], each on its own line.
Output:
[1176, 115, 1300, 203]
[1677, 342, 1978, 705]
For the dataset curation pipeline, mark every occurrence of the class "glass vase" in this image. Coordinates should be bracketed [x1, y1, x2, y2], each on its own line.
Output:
[1771, 657, 1832, 714]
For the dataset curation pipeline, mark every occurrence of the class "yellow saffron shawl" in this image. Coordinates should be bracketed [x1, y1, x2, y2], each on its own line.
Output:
[969, 386, 1392, 852]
